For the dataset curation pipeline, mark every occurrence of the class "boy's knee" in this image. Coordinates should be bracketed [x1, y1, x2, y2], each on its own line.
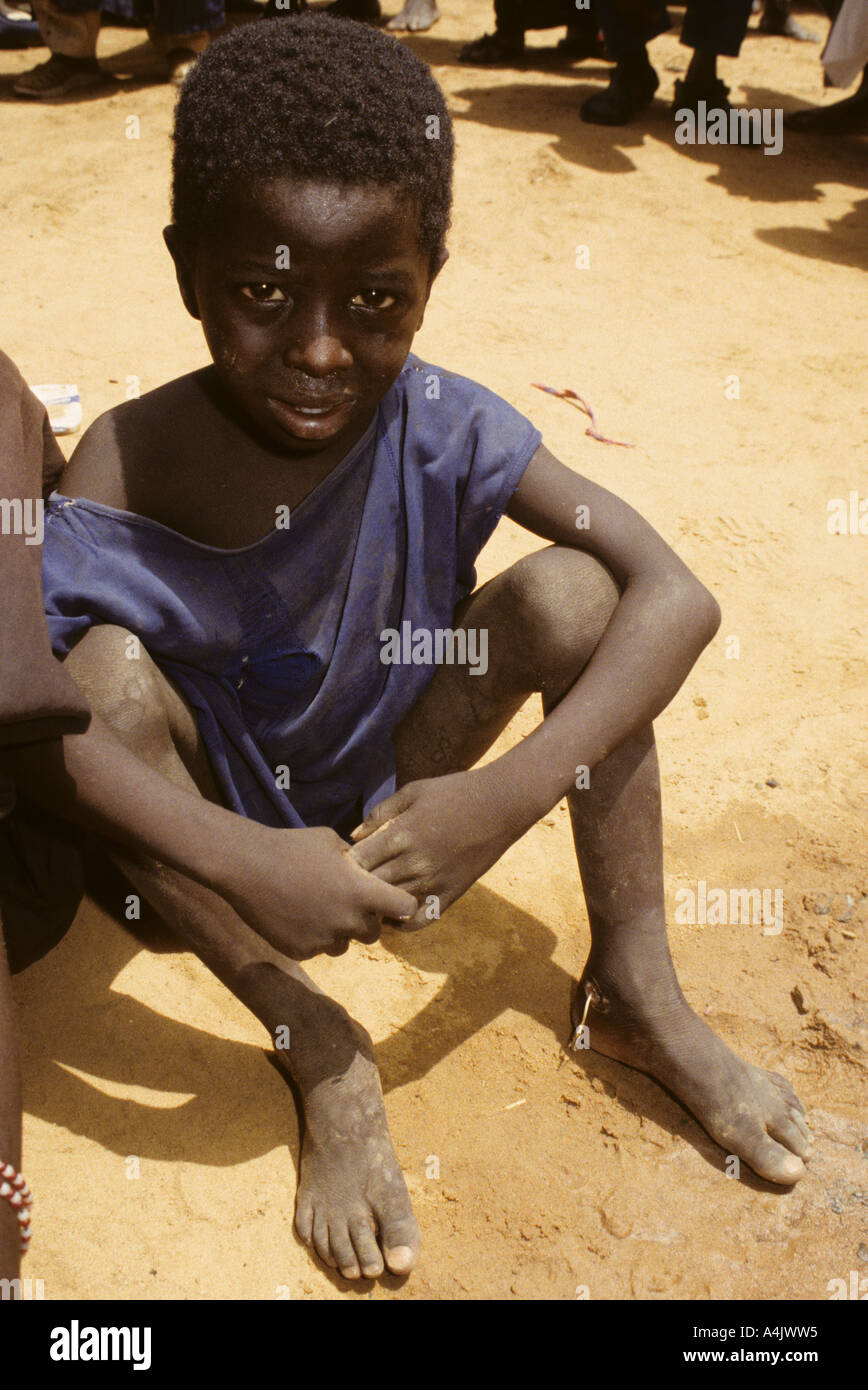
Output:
[505, 545, 619, 686]
[63, 624, 169, 749]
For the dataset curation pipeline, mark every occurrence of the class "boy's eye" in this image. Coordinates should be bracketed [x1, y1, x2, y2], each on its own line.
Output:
[351, 289, 397, 311]
[240, 283, 288, 304]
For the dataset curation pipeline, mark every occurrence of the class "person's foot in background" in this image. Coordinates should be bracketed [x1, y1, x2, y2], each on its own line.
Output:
[756, 0, 820, 43]
[12, 0, 106, 96]
[580, 44, 657, 123]
[12, 50, 107, 95]
[671, 47, 732, 118]
[386, 0, 439, 32]
[459, 22, 524, 64]
[785, 62, 868, 131]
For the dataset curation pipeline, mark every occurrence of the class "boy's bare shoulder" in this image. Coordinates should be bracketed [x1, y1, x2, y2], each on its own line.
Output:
[59, 372, 208, 509]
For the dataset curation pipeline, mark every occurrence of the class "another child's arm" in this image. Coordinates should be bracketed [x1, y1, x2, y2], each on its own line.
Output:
[0, 915, 22, 1281]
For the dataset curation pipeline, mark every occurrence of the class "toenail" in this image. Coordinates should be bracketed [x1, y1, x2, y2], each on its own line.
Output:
[385, 1245, 415, 1271]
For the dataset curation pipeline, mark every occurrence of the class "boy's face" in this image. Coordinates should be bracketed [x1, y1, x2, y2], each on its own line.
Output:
[165, 177, 441, 458]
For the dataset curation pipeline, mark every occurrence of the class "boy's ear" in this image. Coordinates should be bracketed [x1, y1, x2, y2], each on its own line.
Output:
[416, 245, 449, 330]
[163, 225, 201, 322]
[431, 246, 449, 279]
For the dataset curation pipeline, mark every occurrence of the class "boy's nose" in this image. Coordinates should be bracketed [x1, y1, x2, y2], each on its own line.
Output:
[282, 303, 353, 378]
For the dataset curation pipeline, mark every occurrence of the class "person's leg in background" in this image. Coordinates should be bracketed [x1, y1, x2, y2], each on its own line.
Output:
[13, 0, 104, 99]
[150, 0, 223, 86]
[461, 0, 604, 66]
[581, 0, 670, 123]
[758, 0, 820, 43]
[15, 0, 223, 96]
[786, 0, 868, 131]
[674, 0, 754, 113]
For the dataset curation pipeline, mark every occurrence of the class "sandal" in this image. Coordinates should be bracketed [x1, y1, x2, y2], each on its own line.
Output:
[13, 53, 109, 98]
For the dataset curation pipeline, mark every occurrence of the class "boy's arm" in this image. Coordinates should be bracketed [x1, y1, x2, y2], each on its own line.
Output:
[8, 715, 416, 959]
[350, 442, 720, 910]
[492, 441, 721, 821]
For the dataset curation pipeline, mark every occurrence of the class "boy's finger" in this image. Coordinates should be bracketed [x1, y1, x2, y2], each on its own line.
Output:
[349, 786, 411, 842]
[344, 843, 416, 914]
[384, 908, 429, 933]
[367, 879, 418, 921]
[345, 833, 397, 874]
[349, 813, 392, 843]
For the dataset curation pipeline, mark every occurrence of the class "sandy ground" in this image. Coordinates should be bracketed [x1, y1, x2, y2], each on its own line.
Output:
[2, 1, 866, 1301]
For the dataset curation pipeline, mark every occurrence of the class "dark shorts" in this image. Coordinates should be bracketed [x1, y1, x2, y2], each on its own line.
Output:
[0, 798, 85, 975]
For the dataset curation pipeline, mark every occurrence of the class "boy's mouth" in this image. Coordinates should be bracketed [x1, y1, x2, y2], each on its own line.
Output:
[265, 393, 356, 439]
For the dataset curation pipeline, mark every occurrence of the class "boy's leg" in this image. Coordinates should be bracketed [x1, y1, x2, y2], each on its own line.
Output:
[62, 625, 418, 1281]
[391, 544, 811, 1184]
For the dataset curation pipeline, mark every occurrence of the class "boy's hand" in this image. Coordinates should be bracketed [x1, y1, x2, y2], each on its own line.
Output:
[347, 770, 523, 929]
[219, 824, 418, 960]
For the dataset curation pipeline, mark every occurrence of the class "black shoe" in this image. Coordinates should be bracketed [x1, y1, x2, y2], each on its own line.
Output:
[785, 95, 868, 135]
[671, 74, 730, 115]
[581, 54, 658, 125]
[672, 77, 768, 148]
[458, 30, 524, 64]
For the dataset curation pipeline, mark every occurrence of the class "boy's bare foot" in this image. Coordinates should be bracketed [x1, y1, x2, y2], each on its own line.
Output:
[572, 967, 812, 1185]
[279, 1023, 419, 1280]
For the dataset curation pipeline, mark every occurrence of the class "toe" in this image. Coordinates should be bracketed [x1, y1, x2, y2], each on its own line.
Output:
[768, 1072, 806, 1114]
[294, 1197, 314, 1246]
[742, 1130, 807, 1185]
[329, 1222, 361, 1280]
[381, 1214, 420, 1275]
[312, 1210, 337, 1269]
[787, 1106, 812, 1144]
[349, 1214, 385, 1279]
[384, 1243, 417, 1274]
[768, 1112, 813, 1162]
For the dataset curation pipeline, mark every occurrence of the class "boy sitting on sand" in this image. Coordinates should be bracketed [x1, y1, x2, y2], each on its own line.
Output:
[10, 14, 810, 1281]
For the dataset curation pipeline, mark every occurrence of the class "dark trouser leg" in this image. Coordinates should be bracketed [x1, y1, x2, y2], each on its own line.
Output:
[581, 0, 669, 121]
[681, 0, 754, 56]
[593, 0, 671, 59]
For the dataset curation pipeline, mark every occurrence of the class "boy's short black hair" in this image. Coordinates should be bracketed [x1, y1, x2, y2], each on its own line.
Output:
[171, 14, 454, 269]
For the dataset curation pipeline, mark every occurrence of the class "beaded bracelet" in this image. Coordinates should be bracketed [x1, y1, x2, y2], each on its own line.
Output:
[0, 1161, 32, 1254]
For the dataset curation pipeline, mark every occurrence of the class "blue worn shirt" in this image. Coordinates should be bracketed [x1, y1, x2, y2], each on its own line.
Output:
[42, 355, 541, 835]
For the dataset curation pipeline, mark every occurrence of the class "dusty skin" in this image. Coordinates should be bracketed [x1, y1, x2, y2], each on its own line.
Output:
[3, 3, 866, 1299]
